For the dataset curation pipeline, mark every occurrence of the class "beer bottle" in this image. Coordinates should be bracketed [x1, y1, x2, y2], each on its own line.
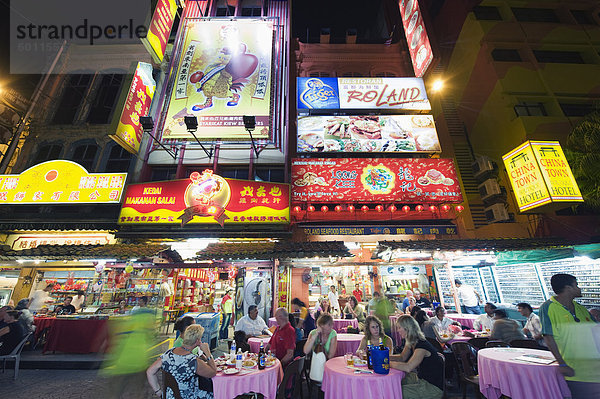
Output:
[366, 344, 373, 370]
[379, 337, 385, 351]
[258, 340, 266, 370]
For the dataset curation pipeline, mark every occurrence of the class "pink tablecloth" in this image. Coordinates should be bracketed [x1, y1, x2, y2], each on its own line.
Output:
[478, 348, 570, 399]
[248, 336, 270, 353]
[446, 334, 472, 346]
[334, 333, 364, 358]
[322, 357, 405, 399]
[268, 317, 277, 327]
[447, 314, 479, 329]
[212, 359, 283, 399]
[333, 318, 359, 333]
[389, 315, 401, 346]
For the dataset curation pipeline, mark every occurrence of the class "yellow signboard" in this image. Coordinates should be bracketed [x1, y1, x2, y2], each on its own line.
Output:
[503, 141, 582, 212]
[0, 160, 127, 204]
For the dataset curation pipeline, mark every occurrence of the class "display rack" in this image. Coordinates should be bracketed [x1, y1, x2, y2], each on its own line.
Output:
[479, 266, 500, 304]
[538, 258, 600, 308]
[434, 265, 486, 308]
[491, 263, 546, 306]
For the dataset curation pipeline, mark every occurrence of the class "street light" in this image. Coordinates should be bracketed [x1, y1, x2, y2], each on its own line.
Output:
[431, 79, 444, 92]
[140, 116, 178, 159]
[184, 116, 213, 159]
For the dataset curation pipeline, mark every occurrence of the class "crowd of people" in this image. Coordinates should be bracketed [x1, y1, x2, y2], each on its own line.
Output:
[154, 273, 599, 399]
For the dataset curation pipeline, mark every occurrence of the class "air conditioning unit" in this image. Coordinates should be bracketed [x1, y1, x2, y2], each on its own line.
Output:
[472, 156, 496, 179]
[478, 179, 501, 200]
[484, 203, 509, 223]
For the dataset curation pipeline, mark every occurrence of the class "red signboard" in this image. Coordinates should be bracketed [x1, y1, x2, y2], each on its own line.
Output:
[141, 0, 179, 64]
[119, 170, 290, 225]
[399, 0, 434, 77]
[291, 158, 462, 203]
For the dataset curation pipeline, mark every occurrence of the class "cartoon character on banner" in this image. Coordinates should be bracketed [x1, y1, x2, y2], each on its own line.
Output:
[207, 269, 217, 284]
[188, 26, 258, 111]
[179, 170, 231, 226]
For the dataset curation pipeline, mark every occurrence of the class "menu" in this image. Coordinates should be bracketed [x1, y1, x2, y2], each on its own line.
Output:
[538, 258, 600, 308]
[491, 263, 546, 305]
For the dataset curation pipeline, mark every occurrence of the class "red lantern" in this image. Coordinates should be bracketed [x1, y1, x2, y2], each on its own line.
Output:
[348, 205, 355, 212]
[389, 205, 397, 212]
[402, 205, 410, 213]
[334, 205, 342, 212]
[307, 205, 315, 212]
[361, 205, 369, 213]
[321, 205, 329, 213]
[416, 205, 424, 212]
[375, 205, 384, 212]
[293, 206, 302, 212]
[441, 204, 450, 212]
[429, 205, 438, 212]
[455, 205, 465, 213]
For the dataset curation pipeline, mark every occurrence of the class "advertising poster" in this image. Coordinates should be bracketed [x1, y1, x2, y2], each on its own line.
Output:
[503, 141, 583, 211]
[291, 158, 462, 203]
[141, 0, 179, 63]
[399, 0, 434, 77]
[119, 169, 289, 225]
[297, 77, 431, 111]
[297, 114, 440, 153]
[110, 62, 156, 154]
[0, 160, 126, 204]
[162, 19, 274, 140]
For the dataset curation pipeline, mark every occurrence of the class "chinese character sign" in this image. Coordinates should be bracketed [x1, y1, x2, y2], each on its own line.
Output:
[141, 0, 178, 63]
[503, 140, 582, 212]
[110, 62, 156, 154]
[162, 19, 274, 140]
[399, 0, 434, 77]
[0, 160, 126, 204]
[291, 158, 462, 203]
[119, 171, 290, 225]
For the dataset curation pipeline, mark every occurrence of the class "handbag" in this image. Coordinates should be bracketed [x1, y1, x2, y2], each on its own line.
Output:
[309, 350, 327, 382]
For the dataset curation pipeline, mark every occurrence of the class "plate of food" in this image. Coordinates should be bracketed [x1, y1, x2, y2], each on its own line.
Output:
[349, 116, 382, 140]
[353, 357, 368, 367]
[265, 358, 277, 368]
[298, 133, 324, 152]
[324, 139, 343, 152]
[222, 367, 240, 375]
[242, 360, 257, 369]
[410, 24, 422, 50]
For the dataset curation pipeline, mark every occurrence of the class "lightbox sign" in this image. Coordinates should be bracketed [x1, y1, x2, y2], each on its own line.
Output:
[110, 62, 156, 154]
[141, 0, 179, 64]
[0, 160, 126, 204]
[502, 141, 583, 212]
[303, 226, 456, 236]
[119, 170, 289, 226]
[297, 114, 440, 153]
[291, 158, 462, 203]
[297, 77, 431, 111]
[6, 233, 115, 250]
[399, 0, 434, 77]
[162, 19, 274, 140]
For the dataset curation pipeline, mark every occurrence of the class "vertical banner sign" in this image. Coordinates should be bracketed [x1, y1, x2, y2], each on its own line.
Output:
[162, 19, 274, 140]
[235, 268, 245, 323]
[399, 0, 434, 77]
[110, 62, 156, 154]
[141, 0, 179, 64]
[502, 140, 583, 212]
[277, 266, 290, 309]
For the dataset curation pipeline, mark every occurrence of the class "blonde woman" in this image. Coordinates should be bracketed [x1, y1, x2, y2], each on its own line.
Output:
[147, 325, 216, 399]
[304, 314, 338, 383]
[357, 315, 393, 353]
[391, 315, 443, 399]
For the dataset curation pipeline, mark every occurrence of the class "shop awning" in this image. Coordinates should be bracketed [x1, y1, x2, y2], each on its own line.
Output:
[0, 243, 182, 262]
[376, 237, 577, 252]
[194, 241, 352, 260]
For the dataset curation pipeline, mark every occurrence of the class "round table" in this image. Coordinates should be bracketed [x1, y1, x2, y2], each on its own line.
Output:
[446, 334, 472, 346]
[447, 314, 479, 329]
[248, 336, 271, 353]
[268, 317, 276, 327]
[478, 348, 570, 399]
[334, 333, 364, 358]
[212, 359, 283, 399]
[321, 357, 405, 399]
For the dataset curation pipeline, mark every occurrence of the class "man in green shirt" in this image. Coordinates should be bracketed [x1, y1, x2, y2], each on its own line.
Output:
[539, 273, 600, 398]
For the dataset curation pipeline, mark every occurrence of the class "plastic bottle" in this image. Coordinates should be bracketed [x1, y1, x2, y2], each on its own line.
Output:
[230, 340, 236, 358]
[258, 340, 266, 370]
[366, 344, 373, 370]
[235, 348, 243, 369]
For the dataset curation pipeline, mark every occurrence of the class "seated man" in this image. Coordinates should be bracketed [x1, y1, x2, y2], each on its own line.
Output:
[430, 306, 460, 333]
[0, 310, 26, 355]
[55, 296, 76, 315]
[474, 302, 497, 332]
[265, 308, 296, 367]
[235, 305, 270, 337]
[413, 289, 431, 308]
[490, 309, 525, 344]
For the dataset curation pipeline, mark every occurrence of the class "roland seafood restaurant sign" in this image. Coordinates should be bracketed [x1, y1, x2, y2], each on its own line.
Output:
[291, 158, 462, 203]
[502, 141, 583, 212]
[119, 170, 290, 226]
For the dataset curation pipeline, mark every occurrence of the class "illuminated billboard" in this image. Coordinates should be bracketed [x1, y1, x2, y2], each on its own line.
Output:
[399, 0, 434, 77]
[141, 0, 178, 64]
[162, 19, 274, 140]
[502, 141, 583, 212]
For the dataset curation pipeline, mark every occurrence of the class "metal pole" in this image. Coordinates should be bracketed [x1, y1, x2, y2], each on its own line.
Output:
[0, 43, 66, 173]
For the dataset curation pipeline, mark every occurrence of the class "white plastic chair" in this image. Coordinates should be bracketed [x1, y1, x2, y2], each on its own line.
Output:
[0, 332, 32, 379]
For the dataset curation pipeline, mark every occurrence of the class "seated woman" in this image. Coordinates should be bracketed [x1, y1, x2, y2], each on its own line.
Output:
[313, 297, 331, 322]
[173, 316, 195, 345]
[303, 314, 338, 382]
[357, 315, 394, 353]
[291, 298, 315, 338]
[147, 324, 216, 399]
[15, 299, 35, 334]
[288, 313, 303, 342]
[404, 297, 417, 315]
[390, 315, 444, 399]
[0, 310, 26, 355]
[343, 296, 366, 329]
[233, 330, 251, 353]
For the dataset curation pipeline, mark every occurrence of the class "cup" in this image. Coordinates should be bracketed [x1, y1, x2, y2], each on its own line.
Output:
[345, 352, 353, 366]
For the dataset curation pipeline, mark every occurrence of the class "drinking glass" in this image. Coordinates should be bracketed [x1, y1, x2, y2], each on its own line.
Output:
[345, 352, 353, 366]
